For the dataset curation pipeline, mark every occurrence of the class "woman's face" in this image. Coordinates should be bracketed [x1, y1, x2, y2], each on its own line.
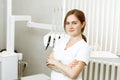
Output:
[65, 14, 84, 37]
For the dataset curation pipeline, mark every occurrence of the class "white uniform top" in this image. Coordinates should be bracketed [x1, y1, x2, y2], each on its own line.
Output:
[51, 36, 91, 80]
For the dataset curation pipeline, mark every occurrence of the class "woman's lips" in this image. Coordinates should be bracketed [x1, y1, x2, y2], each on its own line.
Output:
[69, 29, 74, 32]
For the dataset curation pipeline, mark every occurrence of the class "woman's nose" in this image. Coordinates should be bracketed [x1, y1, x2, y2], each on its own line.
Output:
[69, 24, 73, 28]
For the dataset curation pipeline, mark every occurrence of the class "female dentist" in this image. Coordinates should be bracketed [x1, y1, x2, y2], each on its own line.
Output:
[46, 9, 91, 80]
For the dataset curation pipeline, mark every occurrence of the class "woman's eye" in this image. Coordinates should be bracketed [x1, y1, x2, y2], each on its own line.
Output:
[72, 22, 77, 24]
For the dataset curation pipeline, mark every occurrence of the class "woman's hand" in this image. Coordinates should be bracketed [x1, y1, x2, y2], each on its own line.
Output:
[70, 60, 79, 68]
[46, 56, 56, 66]
[46, 55, 62, 72]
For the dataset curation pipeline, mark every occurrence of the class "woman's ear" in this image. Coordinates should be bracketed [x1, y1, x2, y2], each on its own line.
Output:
[81, 22, 86, 32]
[82, 22, 86, 28]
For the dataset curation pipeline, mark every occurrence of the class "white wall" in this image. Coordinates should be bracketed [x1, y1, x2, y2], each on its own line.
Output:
[12, 0, 62, 76]
[64, 0, 120, 55]
[0, 0, 62, 76]
[15, 22, 52, 76]
[0, 0, 6, 50]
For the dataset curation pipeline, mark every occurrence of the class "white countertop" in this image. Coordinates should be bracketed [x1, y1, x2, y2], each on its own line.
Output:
[21, 74, 50, 80]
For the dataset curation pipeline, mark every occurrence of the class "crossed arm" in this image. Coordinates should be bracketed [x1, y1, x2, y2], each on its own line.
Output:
[46, 51, 86, 79]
